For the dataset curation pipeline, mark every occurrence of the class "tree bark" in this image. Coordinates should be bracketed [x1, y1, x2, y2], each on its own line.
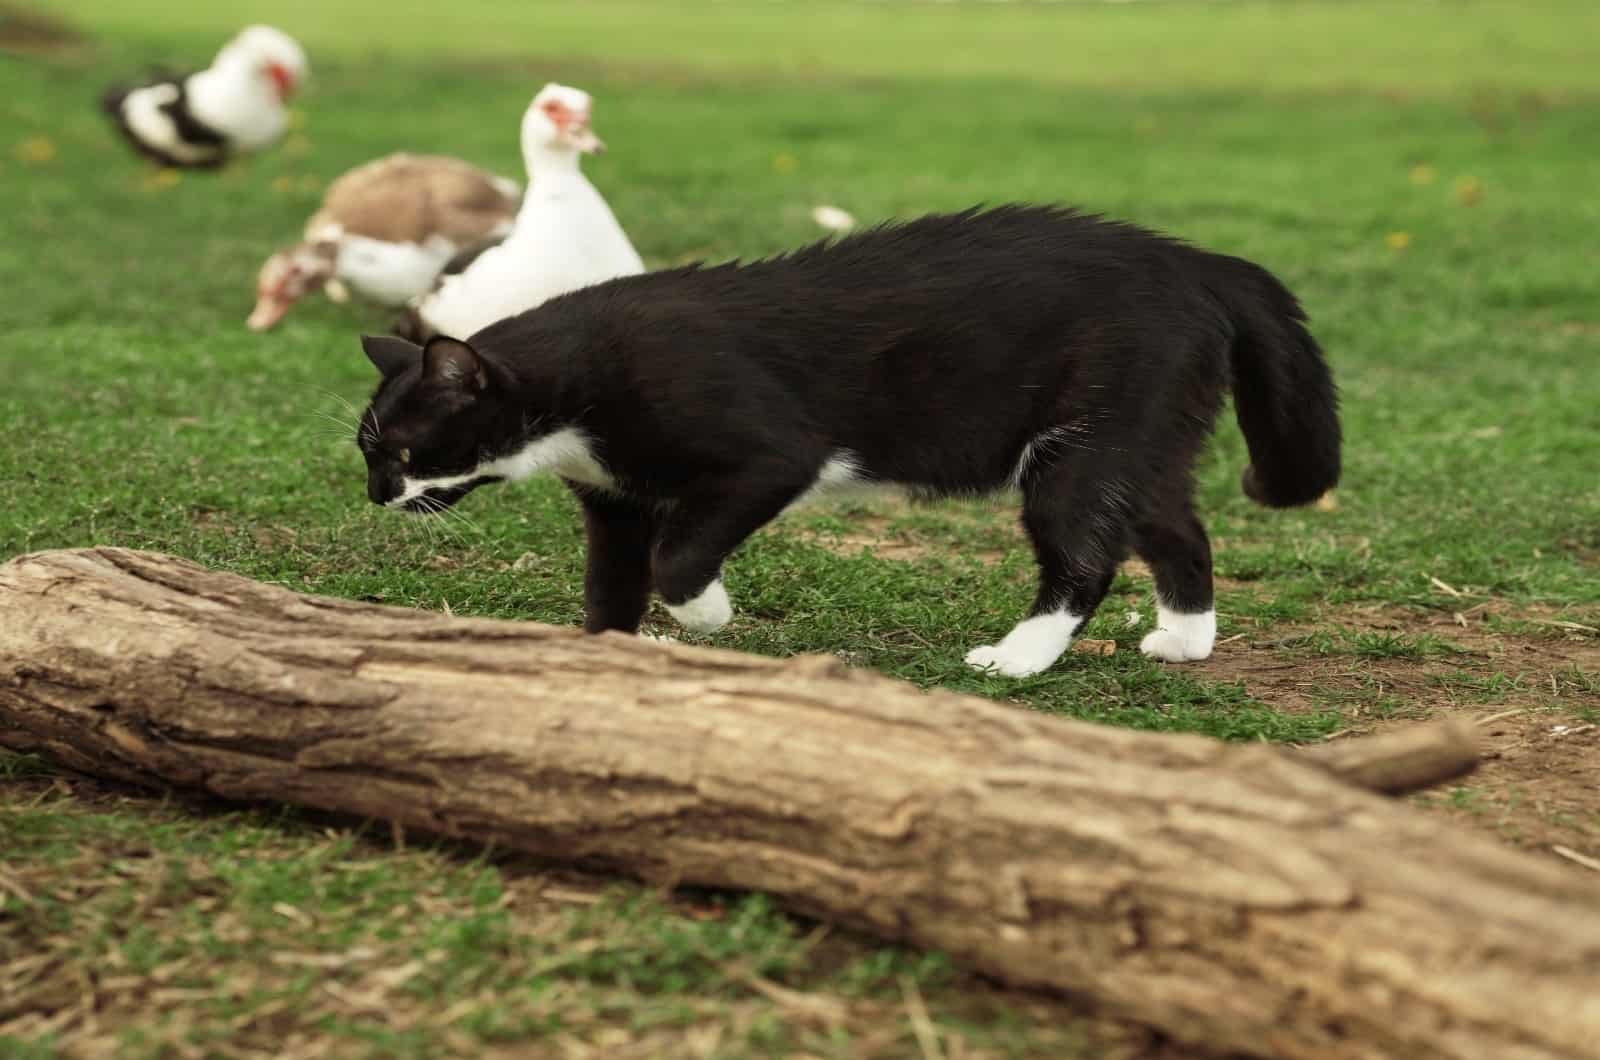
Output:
[1, 548, 1595, 1060]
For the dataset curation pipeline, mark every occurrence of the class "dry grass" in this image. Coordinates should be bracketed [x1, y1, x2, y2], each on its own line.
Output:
[1, 767, 1147, 1059]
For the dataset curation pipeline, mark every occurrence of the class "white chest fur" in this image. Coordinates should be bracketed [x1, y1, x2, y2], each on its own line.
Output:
[490, 428, 615, 489]
[395, 440, 914, 514]
[786, 453, 908, 512]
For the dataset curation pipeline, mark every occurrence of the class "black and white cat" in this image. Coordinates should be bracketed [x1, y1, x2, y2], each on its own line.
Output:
[354, 206, 1340, 677]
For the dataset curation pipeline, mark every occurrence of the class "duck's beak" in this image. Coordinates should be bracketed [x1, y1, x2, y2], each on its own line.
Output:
[568, 124, 605, 155]
[247, 292, 294, 331]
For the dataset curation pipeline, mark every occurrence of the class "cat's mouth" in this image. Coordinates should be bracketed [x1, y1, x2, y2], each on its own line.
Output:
[394, 476, 501, 514]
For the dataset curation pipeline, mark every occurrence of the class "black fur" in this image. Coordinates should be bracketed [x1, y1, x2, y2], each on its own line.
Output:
[100, 72, 228, 169]
[356, 205, 1340, 648]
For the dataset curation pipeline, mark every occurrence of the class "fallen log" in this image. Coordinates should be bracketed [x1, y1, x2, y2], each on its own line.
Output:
[1, 548, 1595, 1060]
[1298, 715, 1478, 793]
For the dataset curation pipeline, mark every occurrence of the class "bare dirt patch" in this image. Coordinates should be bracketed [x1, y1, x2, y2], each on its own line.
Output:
[795, 512, 950, 563]
[792, 499, 1023, 566]
[1183, 600, 1599, 867]
[1192, 600, 1598, 710]
[1191, 626, 1596, 716]
[1414, 710, 1600, 863]
[191, 507, 301, 552]
[791, 505, 1252, 590]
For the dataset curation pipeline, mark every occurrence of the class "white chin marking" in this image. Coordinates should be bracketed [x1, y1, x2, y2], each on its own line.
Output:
[666, 580, 732, 635]
[1140, 606, 1216, 663]
[382, 429, 614, 511]
[386, 486, 419, 510]
[965, 610, 1084, 678]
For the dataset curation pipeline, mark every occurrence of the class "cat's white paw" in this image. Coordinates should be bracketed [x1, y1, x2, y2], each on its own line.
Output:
[964, 644, 1051, 678]
[1139, 607, 1216, 663]
[963, 611, 1084, 678]
[666, 580, 732, 634]
[639, 631, 679, 644]
[1138, 629, 1192, 662]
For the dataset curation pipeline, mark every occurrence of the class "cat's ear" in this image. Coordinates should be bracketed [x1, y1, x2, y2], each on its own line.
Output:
[422, 336, 489, 393]
[361, 334, 421, 379]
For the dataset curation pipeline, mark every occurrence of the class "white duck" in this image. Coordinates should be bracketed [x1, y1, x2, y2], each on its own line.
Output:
[403, 83, 644, 341]
[248, 153, 522, 331]
[102, 25, 308, 168]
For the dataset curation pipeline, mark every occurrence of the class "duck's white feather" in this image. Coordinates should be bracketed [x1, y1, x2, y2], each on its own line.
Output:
[185, 67, 285, 151]
[192, 25, 304, 149]
[411, 84, 644, 340]
[119, 84, 218, 164]
[335, 234, 460, 305]
[418, 172, 642, 338]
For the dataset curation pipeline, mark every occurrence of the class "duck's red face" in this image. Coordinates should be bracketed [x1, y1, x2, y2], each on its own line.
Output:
[248, 245, 331, 330]
[539, 98, 604, 155]
[264, 61, 297, 101]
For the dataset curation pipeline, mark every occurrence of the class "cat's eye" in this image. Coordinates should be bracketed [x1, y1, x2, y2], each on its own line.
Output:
[398, 448, 411, 464]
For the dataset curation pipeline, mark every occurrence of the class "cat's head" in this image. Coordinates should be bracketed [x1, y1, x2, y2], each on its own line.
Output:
[356, 334, 523, 514]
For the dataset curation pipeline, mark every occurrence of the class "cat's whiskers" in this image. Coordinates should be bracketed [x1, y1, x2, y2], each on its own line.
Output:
[413, 508, 445, 548]
[310, 386, 363, 422]
[412, 494, 474, 547]
[435, 501, 482, 539]
[295, 384, 369, 442]
[311, 408, 356, 429]
[410, 496, 445, 542]
[309, 407, 360, 443]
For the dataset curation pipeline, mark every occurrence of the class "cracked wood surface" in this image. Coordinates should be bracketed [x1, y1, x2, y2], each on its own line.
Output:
[1, 548, 1596, 1060]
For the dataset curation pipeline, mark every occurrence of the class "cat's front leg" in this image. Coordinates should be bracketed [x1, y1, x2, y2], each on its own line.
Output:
[572, 484, 657, 634]
[652, 475, 810, 635]
[663, 578, 734, 635]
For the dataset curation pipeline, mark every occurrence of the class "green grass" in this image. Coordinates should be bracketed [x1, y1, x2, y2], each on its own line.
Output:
[1, 776, 1091, 1058]
[4, 1, 1600, 1055]
[7, 7, 1597, 741]
[42, 0, 1600, 95]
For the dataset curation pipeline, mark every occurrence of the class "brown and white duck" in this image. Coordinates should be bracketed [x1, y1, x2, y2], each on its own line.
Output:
[248, 152, 522, 330]
[102, 25, 308, 169]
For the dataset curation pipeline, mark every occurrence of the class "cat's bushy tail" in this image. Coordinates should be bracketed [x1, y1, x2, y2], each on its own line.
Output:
[1208, 255, 1341, 508]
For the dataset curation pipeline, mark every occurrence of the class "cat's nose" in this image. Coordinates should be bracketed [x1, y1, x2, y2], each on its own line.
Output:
[368, 474, 397, 505]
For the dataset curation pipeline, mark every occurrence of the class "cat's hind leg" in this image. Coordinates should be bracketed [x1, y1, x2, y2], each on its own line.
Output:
[1132, 498, 1217, 663]
[966, 466, 1130, 678]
